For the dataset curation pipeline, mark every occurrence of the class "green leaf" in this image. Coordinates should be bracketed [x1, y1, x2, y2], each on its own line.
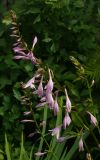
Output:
[5, 134, 11, 160]
[19, 133, 29, 160]
[33, 15, 41, 24]
[13, 89, 21, 101]
[0, 153, 4, 160]
[42, 38, 52, 43]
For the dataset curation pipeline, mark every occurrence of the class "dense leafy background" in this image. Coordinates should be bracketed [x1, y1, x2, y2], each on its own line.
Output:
[0, 0, 100, 159]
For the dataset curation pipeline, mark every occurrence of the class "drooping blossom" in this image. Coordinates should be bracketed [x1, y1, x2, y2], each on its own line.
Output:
[40, 97, 46, 102]
[14, 51, 36, 64]
[49, 125, 61, 139]
[23, 76, 35, 89]
[13, 36, 38, 64]
[78, 138, 84, 152]
[23, 74, 40, 89]
[35, 102, 47, 108]
[63, 113, 71, 129]
[46, 69, 54, 93]
[34, 152, 46, 157]
[13, 46, 26, 53]
[87, 111, 98, 126]
[65, 88, 71, 113]
[53, 92, 59, 115]
[46, 92, 54, 109]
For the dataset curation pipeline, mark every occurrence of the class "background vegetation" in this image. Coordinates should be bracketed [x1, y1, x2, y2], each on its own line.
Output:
[0, 0, 100, 159]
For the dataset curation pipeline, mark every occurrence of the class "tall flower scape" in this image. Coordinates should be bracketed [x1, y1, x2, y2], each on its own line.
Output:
[10, 10, 99, 157]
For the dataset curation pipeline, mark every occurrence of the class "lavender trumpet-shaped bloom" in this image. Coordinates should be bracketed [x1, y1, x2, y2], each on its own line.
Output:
[65, 88, 71, 113]
[14, 50, 36, 64]
[13, 37, 38, 64]
[23, 76, 35, 89]
[63, 113, 71, 129]
[78, 138, 84, 152]
[13, 46, 26, 53]
[35, 102, 47, 108]
[53, 93, 59, 115]
[23, 73, 41, 89]
[46, 92, 54, 109]
[46, 69, 54, 93]
[87, 111, 98, 126]
[49, 125, 61, 139]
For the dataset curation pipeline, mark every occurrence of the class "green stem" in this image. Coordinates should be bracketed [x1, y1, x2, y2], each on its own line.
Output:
[31, 106, 58, 160]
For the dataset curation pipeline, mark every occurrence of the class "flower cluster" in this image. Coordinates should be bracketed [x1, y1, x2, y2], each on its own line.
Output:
[10, 10, 40, 65]
[10, 11, 98, 155]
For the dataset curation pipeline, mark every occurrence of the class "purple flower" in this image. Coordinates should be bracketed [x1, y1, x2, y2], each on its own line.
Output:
[13, 46, 25, 53]
[46, 69, 53, 93]
[46, 92, 54, 109]
[13, 46, 36, 64]
[63, 113, 71, 129]
[27, 51, 36, 64]
[35, 102, 47, 108]
[23, 76, 35, 89]
[53, 94, 59, 115]
[23, 73, 41, 89]
[49, 125, 61, 139]
[40, 97, 46, 102]
[65, 88, 71, 113]
[87, 111, 97, 126]
[79, 138, 84, 152]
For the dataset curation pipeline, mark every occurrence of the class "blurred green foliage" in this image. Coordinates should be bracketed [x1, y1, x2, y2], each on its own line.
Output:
[0, 0, 100, 159]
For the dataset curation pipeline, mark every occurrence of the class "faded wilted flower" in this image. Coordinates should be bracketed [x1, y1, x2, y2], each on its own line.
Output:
[21, 119, 34, 123]
[63, 113, 71, 129]
[86, 153, 92, 160]
[31, 36, 37, 51]
[35, 152, 46, 157]
[37, 76, 43, 97]
[65, 88, 71, 113]
[28, 132, 37, 138]
[79, 138, 84, 152]
[57, 136, 66, 143]
[23, 111, 31, 116]
[87, 111, 97, 126]
[49, 125, 61, 139]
